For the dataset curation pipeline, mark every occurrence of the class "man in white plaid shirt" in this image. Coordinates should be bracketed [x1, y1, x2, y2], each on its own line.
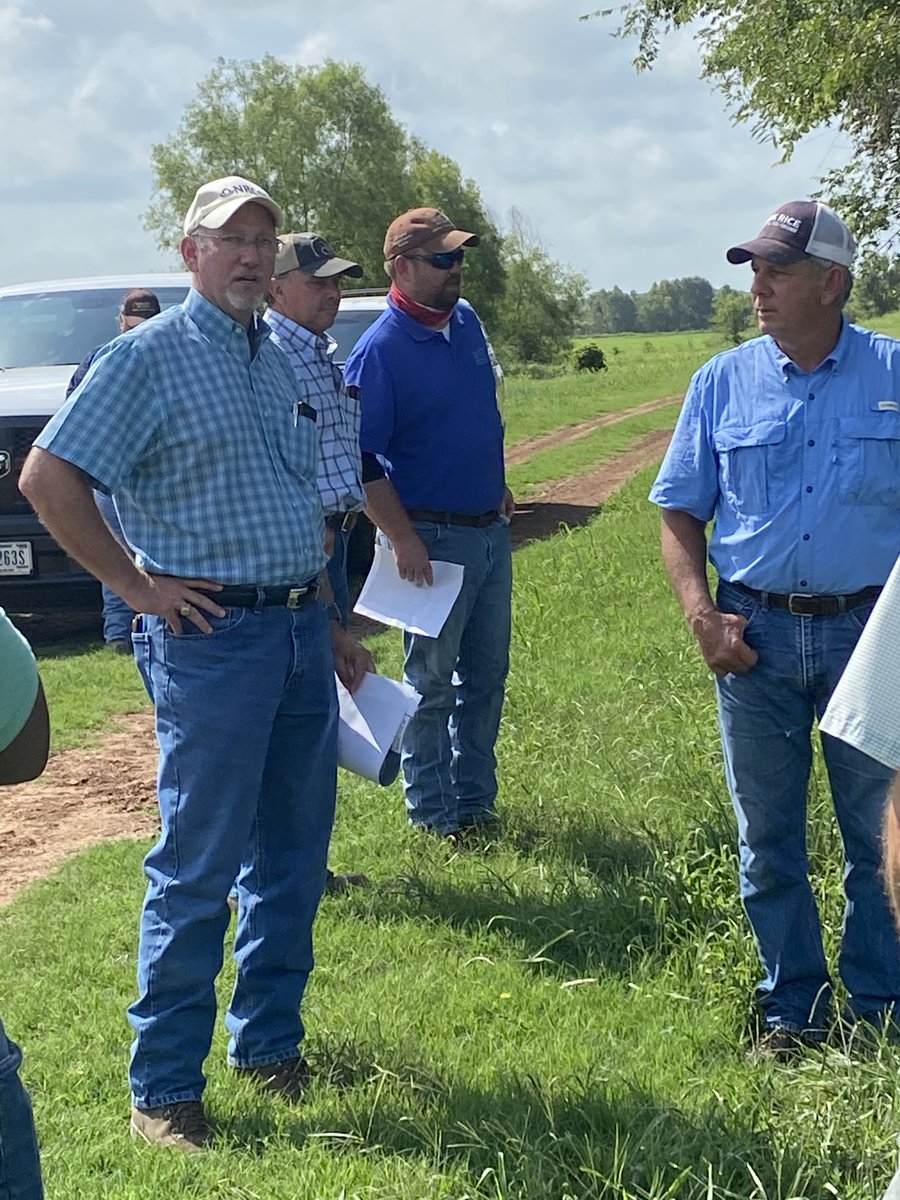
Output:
[264, 232, 370, 895]
[264, 233, 366, 623]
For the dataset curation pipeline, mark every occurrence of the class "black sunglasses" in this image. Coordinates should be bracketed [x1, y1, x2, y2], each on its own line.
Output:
[404, 249, 465, 270]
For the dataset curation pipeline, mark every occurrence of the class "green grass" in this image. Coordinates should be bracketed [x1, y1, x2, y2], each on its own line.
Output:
[4, 470, 900, 1198]
[870, 310, 900, 338]
[504, 331, 724, 448]
[506, 401, 681, 499]
[15, 634, 152, 752]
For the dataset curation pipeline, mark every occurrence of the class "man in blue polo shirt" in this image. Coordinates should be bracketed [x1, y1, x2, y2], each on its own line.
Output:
[344, 207, 514, 839]
[650, 199, 900, 1061]
[21, 175, 369, 1151]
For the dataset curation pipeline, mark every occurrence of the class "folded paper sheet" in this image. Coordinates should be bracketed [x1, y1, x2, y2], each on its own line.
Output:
[337, 671, 422, 784]
[353, 544, 464, 637]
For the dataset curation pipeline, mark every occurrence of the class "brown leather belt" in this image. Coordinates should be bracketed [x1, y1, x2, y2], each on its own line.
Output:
[406, 508, 499, 528]
[730, 581, 882, 617]
[325, 512, 359, 533]
[204, 581, 319, 609]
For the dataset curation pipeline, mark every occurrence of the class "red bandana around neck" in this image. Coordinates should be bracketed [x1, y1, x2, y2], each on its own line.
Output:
[389, 282, 454, 329]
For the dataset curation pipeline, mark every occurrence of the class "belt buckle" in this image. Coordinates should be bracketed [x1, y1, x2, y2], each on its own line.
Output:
[286, 586, 307, 608]
[787, 593, 815, 616]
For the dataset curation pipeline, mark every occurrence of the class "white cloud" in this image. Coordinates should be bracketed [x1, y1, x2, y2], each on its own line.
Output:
[0, 0, 850, 293]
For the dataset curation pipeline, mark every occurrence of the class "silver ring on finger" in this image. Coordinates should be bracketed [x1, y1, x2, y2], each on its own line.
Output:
[179, 603, 192, 617]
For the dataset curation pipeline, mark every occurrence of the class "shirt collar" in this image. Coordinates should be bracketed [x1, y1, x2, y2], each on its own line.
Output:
[767, 316, 850, 376]
[386, 293, 460, 342]
[262, 308, 336, 357]
[183, 287, 271, 354]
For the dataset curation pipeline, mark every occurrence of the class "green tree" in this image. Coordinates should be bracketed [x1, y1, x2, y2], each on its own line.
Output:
[147, 55, 505, 300]
[584, 1, 900, 244]
[633, 277, 714, 332]
[148, 54, 577, 360]
[852, 253, 900, 318]
[493, 211, 587, 364]
[713, 286, 754, 344]
[407, 146, 505, 326]
[587, 285, 638, 333]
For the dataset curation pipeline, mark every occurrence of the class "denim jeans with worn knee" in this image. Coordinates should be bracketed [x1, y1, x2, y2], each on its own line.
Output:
[129, 602, 338, 1108]
[389, 518, 511, 836]
[0, 1017, 43, 1200]
[715, 579, 900, 1032]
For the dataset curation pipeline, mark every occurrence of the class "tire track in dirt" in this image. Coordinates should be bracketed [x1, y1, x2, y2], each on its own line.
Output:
[0, 423, 675, 905]
[505, 394, 681, 467]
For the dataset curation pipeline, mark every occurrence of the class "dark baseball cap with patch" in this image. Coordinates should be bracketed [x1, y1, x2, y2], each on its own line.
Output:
[383, 207, 480, 260]
[726, 200, 856, 268]
[275, 232, 363, 278]
[121, 288, 161, 318]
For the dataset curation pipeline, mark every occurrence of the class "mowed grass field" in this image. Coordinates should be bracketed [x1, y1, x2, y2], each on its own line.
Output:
[506, 330, 725, 447]
[6, 313, 900, 1197]
[7, 481, 900, 1198]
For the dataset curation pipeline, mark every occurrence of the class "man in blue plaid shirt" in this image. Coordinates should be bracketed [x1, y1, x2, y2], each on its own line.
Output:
[20, 175, 370, 1153]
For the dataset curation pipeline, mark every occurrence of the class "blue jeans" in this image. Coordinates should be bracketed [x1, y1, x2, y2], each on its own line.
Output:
[0, 1017, 43, 1200]
[716, 580, 900, 1031]
[391, 518, 512, 835]
[129, 602, 338, 1108]
[93, 492, 136, 644]
[326, 527, 351, 627]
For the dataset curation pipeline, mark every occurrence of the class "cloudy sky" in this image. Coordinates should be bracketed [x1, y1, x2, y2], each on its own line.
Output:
[1, 0, 849, 294]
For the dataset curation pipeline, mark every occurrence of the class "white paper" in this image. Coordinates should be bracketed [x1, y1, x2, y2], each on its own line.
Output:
[337, 671, 421, 784]
[353, 543, 464, 637]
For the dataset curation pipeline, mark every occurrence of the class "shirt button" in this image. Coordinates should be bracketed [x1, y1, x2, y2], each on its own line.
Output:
[803, 534, 810, 541]
[807, 439, 815, 447]
[808, 393, 815, 401]
[806, 486, 813, 493]
[800, 579, 808, 587]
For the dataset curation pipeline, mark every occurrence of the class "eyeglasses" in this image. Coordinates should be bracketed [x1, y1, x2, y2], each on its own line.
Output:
[192, 233, 282, 255]
[403, 249, 465, 270]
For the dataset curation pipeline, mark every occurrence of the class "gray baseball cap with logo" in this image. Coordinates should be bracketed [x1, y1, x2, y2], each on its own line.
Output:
[727, 200, 856, 268]
[275, 232, 363, 278]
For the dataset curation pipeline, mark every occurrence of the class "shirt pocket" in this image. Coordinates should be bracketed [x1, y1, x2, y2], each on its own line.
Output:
[713, 419, 785, 516]
[837, 412, 900, 506]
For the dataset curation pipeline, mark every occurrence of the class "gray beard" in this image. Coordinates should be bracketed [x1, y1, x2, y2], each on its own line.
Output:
[225, 286, 266, 313]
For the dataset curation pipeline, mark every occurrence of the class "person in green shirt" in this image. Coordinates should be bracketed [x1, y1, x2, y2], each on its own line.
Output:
[0, 608, 49, 1199]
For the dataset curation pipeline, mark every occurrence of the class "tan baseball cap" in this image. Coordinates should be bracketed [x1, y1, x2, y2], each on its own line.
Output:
[183, 175, 284, 235]
[383, 207, 479, 260]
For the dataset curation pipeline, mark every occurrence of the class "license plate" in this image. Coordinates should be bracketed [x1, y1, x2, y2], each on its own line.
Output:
[0, 542, 33, 576]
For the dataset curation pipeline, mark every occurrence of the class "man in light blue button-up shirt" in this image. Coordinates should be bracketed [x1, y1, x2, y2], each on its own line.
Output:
[651, 199, 900, 1062]
[20, 176, 369, 1152]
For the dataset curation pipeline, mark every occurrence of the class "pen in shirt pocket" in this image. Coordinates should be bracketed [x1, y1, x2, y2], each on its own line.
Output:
[293, 400, 317, 426]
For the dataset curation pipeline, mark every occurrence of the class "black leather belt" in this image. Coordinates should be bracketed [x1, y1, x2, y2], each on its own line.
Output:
[407, 508, 499, 528]
[325, 512, 359, 533]
[730, 580, 882, 616]
[205, 581, 319, 609]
